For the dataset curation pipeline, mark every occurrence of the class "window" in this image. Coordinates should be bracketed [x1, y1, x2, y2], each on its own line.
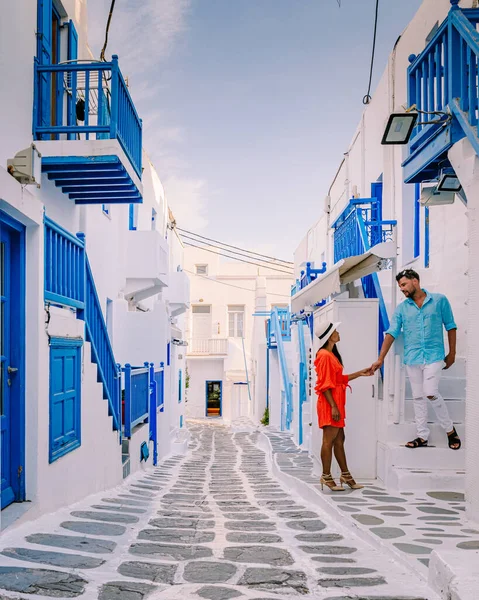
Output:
[49, 338, 82, 463]
[228, 305, 245, 338]
[196, 264, 208, 275]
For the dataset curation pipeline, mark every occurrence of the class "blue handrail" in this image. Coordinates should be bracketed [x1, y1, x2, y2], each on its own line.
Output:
[297, 320, 308, 446]
[85, 256, 121, 430]
[271, 308, 293, 431]
[44, 216, 85, 310]
[33, 55, 142, 177]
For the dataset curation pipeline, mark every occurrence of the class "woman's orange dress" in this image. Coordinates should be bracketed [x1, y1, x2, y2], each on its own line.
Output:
[314, 349, 349, 429]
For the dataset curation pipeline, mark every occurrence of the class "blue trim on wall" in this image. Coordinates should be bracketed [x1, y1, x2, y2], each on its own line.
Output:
[424, 206, 430, 268]
[129, 204, 137, 230]
[414, 183, 421, 258]
[49, 337, 83, 463]
[178, 369, 182, 403]
[166, 342, 171, 366]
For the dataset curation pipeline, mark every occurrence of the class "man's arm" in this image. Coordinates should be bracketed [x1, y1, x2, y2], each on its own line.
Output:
[441, 296, 457, 370]
[444, 328, 456, 370]
[371, 334, 395, 372]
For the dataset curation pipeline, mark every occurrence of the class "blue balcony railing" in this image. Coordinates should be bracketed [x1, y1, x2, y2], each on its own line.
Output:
[33, 55, 142, 177]
[44, 217, 85, 310]
[291, 261, 327, 296]
[333, 199, 396, 366]
[404, 3, 479, 181]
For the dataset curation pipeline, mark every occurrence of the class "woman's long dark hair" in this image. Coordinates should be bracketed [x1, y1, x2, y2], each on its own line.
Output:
[320, 339, 343, 365]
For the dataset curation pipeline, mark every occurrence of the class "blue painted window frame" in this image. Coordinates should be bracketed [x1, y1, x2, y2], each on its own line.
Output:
[178, 368, 183, 403]
[205, 380, 222, 417]
[49, 337, 83, 463]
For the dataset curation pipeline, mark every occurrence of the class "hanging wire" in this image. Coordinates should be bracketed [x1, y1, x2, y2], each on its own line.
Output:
[363, 0, 379, 104]
[100, 0, 117, 61]
[177, 227, 293, 265]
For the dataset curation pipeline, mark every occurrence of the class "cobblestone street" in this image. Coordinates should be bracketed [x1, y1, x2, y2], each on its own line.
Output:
[0, 423, 438, 599]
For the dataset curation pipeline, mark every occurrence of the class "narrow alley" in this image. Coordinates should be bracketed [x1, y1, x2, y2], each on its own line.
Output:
[0, 422, 435, 600]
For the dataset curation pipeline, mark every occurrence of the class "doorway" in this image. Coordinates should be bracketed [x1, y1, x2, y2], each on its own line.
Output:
[205, 381, 222, 417]
[1, 212, 26, 510]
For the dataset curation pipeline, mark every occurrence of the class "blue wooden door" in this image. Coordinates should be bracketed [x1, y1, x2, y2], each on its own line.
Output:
[1, 217, 25, 510]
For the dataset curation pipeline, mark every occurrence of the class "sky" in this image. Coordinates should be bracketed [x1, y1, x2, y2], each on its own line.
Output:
[88, 0, 422, 262]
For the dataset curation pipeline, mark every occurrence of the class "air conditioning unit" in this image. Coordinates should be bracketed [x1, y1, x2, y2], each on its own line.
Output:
[7, 144, 42, 187]
[419, 183, 455, 207]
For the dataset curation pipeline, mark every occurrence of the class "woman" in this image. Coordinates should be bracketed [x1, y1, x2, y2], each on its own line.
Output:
[314, 320, 372, 492]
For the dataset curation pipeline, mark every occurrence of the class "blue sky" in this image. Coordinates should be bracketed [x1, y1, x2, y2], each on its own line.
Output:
[88, 0, 422, 261]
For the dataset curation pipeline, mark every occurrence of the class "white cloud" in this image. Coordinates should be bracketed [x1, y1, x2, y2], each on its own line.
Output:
[163, 176, 209, 231]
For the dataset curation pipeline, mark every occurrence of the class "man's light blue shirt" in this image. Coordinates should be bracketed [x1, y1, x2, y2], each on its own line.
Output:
[386, 290, 457, 366]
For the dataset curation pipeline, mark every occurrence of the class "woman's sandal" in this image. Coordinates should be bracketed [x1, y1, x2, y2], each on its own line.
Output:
[405, 437, 428, 448]
[320, 473, 344, 492]
[339, 471, 364, 490]
[447, 426, 461, 450]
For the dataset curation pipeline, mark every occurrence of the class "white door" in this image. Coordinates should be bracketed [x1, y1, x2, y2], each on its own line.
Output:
[192, 305, 212, 339]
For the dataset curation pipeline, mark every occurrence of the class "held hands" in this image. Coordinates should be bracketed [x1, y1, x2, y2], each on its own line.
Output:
[370, 359, 383, 374]
[359, 368, 374, 377]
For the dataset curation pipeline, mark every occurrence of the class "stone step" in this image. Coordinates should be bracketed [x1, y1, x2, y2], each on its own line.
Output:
[388, 466, 465, 492]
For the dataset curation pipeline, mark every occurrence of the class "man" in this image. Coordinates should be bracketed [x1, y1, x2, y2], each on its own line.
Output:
[371, 269, 461, 450]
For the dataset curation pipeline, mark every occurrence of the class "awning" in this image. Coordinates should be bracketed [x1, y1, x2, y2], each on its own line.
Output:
[291, 242, 396, 314]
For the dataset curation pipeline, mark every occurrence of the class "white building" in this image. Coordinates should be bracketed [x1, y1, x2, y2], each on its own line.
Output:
[0, 0, 189, 529]
[183, 246, 292, 424]
[279, 0, 479, 523]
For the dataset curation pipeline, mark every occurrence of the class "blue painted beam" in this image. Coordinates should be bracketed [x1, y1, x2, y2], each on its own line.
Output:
[74, 197, 142, 205]
[69, 191, 140, 200]
[62, 184, 136, 194]
[52, 172, 129, 183]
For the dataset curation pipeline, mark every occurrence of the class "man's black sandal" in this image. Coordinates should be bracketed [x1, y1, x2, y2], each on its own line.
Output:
[447, 427, 461, 450]
[405, 437, 428, 448]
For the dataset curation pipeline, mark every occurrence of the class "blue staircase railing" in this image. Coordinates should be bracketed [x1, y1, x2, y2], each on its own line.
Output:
[44, 217, 121, 433]
[297, 320, 308, 446]
[271, 308, 293, 431]
[44, 217, 86, 311]
[332, 198, 396, 360]
[85, 256, 121, 431]
[33, 55, 142, 177]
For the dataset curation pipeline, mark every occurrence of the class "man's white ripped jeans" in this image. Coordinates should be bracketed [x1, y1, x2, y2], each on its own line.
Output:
[405, 361, 453, 441]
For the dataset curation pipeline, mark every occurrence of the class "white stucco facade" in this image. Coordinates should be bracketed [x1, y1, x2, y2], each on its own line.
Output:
[0, 0, 189, 529]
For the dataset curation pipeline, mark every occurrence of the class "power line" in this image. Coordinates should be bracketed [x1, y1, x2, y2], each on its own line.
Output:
[180, 233, 294, 271]
[177, 227, 293, 265]
[183, 241, 294, 275]
[363, 0, 379, 105]
[100, 0, 116, 61]
[184, 269, 291, 298]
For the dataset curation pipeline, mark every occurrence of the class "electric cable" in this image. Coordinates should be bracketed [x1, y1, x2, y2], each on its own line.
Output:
[100, 0, 117, 61]
[363, 0, 379, 105]
[182, 241, 294, 275]
[184, 269, 291, 298]
[179, 233, 294, 271]
[177, 227, 293, 265]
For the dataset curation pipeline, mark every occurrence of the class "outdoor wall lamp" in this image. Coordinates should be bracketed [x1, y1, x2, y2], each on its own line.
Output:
[437, 167, 462, 192]
[381, 112, 418, 145]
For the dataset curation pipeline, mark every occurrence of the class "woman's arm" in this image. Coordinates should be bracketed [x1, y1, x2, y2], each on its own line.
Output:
[323, 389, 341, 421]
[346, 368, 373, 381]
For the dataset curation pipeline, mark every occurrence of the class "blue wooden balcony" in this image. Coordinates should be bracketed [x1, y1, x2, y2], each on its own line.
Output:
[403, 2, 479, 183]
[33, 56, 142, 204]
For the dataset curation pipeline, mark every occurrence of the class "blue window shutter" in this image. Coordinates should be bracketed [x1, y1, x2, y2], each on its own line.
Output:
[67, 20, 78, 61]
[49, 339, 82, 462]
